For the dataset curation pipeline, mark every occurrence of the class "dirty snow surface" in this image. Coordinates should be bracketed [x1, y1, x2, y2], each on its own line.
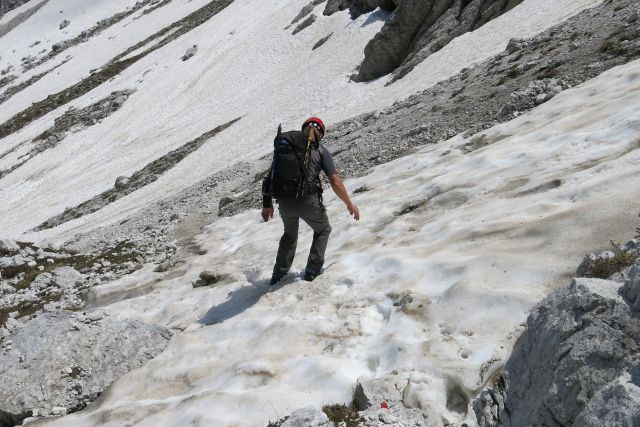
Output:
[4, 0, 638, 425]
[38, 59, 640, 425]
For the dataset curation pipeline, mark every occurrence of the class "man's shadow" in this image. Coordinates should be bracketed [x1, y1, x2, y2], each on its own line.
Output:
[197, 263, 336, 326]
[197, 274, 294, 326]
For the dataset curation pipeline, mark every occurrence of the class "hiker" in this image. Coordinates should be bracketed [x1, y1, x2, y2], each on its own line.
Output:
[261, 117, 360, 285]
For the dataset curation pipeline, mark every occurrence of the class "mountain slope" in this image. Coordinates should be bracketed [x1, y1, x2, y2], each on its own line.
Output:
[31, 57, 640, 426]
[1, 0, 639, 426]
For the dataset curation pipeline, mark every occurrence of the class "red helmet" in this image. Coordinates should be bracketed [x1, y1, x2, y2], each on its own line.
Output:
[302, 117, 325, 136]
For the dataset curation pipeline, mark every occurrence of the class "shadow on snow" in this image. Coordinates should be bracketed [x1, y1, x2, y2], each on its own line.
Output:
[197, 273, 299, 326]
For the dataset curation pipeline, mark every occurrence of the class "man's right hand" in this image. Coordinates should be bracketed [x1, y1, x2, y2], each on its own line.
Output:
[347, 203, 360, 221]
[262, 207, 274, 222]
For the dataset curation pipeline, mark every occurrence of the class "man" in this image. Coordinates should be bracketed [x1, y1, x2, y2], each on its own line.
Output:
[261, 117, 360, 286]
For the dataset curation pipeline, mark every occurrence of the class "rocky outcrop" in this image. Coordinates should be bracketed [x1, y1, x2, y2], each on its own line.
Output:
[0, 311, 173, 425]
[0, 240, 19, 254]
[323, 0, 397, 18]
[312, 33, 333, 50]
[34, 117, 240, 231]
[0, 240, 154, 329]
[0, 89, 136, 181]
[274, 376, 443, 427]
[292, 14, 317, 35]
[288, 0, 325, 27]
[355, 376, 443, 426]
[280, 407, 332, 427]
[353, 0, 524, 82]
[182, 44, 198, 61]
[473, 260, 640, 426]
[496, 77, 570, 120]
[0, 0, 32, 18]
[0, 0, 235, 142]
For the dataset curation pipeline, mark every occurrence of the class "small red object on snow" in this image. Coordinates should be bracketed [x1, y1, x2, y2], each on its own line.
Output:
[380, 402, 389, 409]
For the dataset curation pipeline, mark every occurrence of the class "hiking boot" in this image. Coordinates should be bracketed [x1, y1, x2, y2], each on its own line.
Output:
[270, 272, 285, 286]
[303, 270, 319, 282]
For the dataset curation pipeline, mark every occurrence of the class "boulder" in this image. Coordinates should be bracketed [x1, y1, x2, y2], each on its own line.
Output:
[114, 175, 129, 189]
[0, 257, 15, 269]
[0, 240, 20, 253]
[192, 270, 229, 288]
[312, 33, 333, 50]
[0, 311, 173, 425]
[354, 376, 402, 410]
[280, 407, 332, 427]
[51, 266, 84, 289]
[354, 376, 443, 426]
[59, 19, 70, 30]
[473, 274, 640, 426]
[181, 44, 198, 61]
[505, 38, 526, 54]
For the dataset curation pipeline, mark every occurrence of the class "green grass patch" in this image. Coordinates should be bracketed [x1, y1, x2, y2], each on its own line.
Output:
[322, 404, 362, 427]
[0, 240, 140, 328]
[583, 241, 636, 279]
[1, 241, 138, 289]
[0, 291, 63, 327]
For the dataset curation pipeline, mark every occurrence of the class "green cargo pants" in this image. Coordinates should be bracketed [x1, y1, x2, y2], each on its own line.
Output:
[273, 194, 332, 278]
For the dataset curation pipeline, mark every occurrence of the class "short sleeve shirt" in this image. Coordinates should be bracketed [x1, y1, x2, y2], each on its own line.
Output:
[309, 144, 337, 182]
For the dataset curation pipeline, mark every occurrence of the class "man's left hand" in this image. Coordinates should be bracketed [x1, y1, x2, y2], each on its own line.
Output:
[262, 207, 274, 222]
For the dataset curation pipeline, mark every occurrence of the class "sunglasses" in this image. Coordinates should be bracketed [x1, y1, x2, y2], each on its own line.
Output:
[307, 122, 324, 134]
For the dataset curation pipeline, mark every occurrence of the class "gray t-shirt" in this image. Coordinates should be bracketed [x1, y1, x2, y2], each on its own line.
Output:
[309, 143, 337, 181]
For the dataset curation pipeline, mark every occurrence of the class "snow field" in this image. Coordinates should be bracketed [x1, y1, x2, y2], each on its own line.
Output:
[0, 0, 601, 240]
[43, 59, 640, 426]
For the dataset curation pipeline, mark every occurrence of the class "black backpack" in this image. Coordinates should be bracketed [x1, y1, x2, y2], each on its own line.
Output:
[269, 125, 320, 199]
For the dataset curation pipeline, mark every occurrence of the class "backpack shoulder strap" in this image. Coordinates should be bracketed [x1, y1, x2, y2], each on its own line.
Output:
[273, 124, 282, 147]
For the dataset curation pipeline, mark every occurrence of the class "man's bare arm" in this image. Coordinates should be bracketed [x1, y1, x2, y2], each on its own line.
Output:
[328, 174, 360, 220]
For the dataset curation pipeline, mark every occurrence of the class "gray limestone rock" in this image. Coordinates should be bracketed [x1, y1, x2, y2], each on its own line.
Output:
[0, 0, 32, 18]
[496, 78, 570, 120]
[312, 33, 333, 50]
[280, 407, 332, 427]
[192, 270, 229, 288]
[0, 311, 173, 425]
[292, 14, 316, 35]
[324, 0, 397, 18]
[505, 38, 526, 54]
[622, 260, 640, 310]
[181, 44, 198, 61]
[0, 257, 15, 269]
[354, 0, 524, 82]
[323, 0, 346, 15]
[50, 266, 84, 289]
[115, 176, 130, 189]
[354, 376, 403, 410]
[59, 19, 70, 30]
[289, 0, 325, 26]
[473, 273, 640, 426]
[0, 240, 19, 253]
[355, 376, 443, 426]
